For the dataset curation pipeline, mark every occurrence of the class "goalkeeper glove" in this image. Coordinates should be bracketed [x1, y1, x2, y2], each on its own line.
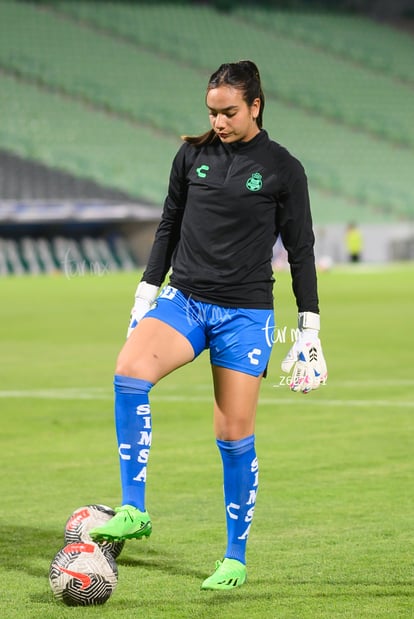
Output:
[281, 311, 327, 394]
[127, 281, 159, 338]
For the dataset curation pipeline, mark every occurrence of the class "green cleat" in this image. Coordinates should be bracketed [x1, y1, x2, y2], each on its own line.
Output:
[89, 505, 152, 542]
[201, 558, 247, 591]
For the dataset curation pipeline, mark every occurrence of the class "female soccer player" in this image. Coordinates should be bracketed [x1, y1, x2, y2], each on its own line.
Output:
[90, 60, 327, 590]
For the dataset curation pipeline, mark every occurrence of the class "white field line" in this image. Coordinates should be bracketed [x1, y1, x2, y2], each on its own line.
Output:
[0, 388, 109, 400]
[0, 388, 413, 408]
[159, 396, 414, 408]
[327, 379, 414, 387]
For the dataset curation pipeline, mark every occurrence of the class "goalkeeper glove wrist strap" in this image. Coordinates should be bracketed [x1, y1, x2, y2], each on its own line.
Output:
[298, 311, 320, 331]
[135, 281, 159, 304]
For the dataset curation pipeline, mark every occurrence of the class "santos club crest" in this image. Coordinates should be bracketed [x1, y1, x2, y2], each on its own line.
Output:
[246, 172, 263, 191]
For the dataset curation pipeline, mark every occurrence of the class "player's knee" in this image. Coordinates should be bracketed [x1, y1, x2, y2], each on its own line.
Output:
[115, 358, 141, 379]
[115, 351, 139, 378]
[115, 352, 156, 384]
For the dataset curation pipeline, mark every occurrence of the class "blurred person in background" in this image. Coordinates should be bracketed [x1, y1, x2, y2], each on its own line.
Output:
[345, 222, 363, 262]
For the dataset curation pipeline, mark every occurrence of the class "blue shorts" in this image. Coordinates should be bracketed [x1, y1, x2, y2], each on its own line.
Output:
[145, 285, 275, 377]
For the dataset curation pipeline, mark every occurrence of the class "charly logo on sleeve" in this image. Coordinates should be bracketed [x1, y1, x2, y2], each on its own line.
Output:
[246, 172, 263, 191]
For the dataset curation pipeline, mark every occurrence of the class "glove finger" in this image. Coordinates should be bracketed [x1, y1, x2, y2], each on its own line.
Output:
[311, 371, 321, 390]
[313, 356, 328, 387]
[290, 361, 312, 393]
[303, 365, 314, 393]
[320, 358, 328, 384]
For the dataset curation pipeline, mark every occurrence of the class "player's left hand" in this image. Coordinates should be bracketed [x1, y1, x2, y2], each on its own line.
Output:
[281, 312, 328, 394]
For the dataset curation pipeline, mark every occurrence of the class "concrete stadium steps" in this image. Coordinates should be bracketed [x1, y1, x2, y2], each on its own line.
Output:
[0, 150, 137, 202]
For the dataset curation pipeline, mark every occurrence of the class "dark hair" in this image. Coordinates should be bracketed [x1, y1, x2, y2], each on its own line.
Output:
[183, 60, 265, 146]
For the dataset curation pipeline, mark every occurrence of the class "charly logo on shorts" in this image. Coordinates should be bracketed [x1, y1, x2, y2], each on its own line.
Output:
[246, 172, 263, 191]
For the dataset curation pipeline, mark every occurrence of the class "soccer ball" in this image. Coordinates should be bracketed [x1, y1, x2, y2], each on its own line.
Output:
[64, 504, 124, 559]
[49, 541, 117, 606]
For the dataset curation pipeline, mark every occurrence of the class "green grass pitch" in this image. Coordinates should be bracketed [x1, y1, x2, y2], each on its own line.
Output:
[0, 264, 413, 618]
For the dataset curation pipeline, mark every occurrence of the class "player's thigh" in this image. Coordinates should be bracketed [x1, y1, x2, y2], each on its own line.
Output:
[116, 317, 195, 383]
[212, 365, 262, 441]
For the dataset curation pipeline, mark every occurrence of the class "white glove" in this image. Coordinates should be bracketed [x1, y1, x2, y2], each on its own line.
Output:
[281, 311, 327, 394]
[127, 281, 159, 338]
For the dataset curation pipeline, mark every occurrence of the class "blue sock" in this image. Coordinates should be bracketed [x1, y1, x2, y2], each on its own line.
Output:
[114, 374, 153, 511]
[216, 434, 258, 565]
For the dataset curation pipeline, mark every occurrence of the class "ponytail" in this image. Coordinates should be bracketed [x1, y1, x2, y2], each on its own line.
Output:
[182, 128, 218, 146]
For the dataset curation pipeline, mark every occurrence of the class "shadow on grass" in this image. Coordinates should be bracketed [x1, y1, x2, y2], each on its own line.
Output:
[0, 523, 63, 575]
[0, 522, 206, 581]
[118, 546, 206, 580]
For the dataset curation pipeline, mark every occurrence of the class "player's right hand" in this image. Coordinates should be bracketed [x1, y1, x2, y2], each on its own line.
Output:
[127, 281, 159, 338]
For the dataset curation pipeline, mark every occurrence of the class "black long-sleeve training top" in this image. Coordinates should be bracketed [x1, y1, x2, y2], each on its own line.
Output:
[143, 129, 319, 313]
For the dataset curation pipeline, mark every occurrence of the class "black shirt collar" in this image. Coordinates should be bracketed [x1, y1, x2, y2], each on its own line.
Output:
[227, 129, 267, 152]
